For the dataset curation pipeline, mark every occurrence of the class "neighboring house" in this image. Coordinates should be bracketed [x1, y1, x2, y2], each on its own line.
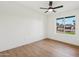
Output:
[65, 24, 75, 32]
[57, 24, 75, 32]
[57, 24, 64, 32]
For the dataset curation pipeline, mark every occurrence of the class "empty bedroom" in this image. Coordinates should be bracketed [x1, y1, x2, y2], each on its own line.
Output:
[0, 0, 79, 57]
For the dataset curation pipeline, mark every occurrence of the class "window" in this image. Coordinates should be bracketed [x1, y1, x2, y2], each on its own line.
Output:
[56, 16, 75, 35]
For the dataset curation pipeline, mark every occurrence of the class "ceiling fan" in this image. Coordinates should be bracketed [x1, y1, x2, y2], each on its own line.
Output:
[40, 1, 63, 13]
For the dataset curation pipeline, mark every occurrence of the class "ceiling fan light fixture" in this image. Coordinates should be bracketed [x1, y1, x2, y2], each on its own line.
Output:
[48, 9, 52, 12]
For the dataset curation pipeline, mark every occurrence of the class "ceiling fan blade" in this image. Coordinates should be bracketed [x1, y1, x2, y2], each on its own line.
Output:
[49, 1, 52, 6]
[53, 9, 56, 13]
[53, 5, 63, 9]
[44, 11, 48, 13]
[40, 7, 48, 9]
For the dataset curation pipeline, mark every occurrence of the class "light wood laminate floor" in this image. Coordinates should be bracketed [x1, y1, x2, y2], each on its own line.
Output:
[0, 39, 79, 57]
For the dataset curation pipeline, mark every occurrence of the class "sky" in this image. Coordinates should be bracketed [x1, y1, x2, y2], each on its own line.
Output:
[56, 17, 75, 25]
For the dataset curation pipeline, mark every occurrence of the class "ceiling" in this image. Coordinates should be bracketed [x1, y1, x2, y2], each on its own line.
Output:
[17, 1, 79, 14]
[0, 1, 79, 15]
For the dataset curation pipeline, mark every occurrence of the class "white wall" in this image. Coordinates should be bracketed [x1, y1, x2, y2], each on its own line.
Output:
[48, 8, 79, 46]
[0, 2, 46, 52]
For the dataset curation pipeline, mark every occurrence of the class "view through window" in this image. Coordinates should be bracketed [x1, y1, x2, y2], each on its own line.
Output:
[56, 16, 75, 35]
